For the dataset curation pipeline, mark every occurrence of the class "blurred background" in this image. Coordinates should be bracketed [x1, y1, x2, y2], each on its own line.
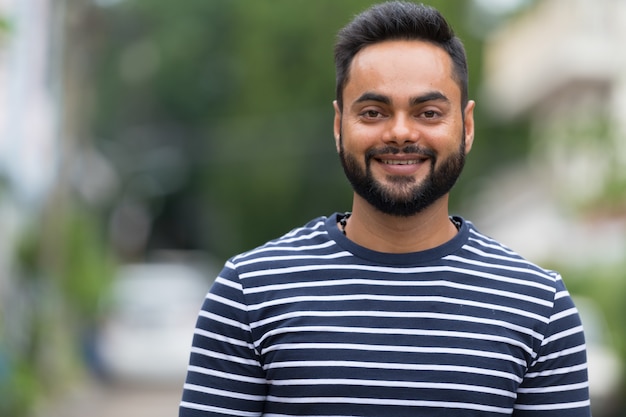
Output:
[0, 0, 624, 416]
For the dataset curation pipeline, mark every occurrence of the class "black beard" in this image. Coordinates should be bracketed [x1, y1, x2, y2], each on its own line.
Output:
[339, 136, 466, 217]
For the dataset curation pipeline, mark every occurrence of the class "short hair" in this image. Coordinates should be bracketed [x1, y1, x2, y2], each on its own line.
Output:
[334, 1, 468, 110]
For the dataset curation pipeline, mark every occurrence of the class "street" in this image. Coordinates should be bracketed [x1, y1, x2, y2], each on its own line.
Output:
[36, 380, 183, 417]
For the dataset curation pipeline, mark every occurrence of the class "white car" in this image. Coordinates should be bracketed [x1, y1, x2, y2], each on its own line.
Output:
[95, 261, 212, 385]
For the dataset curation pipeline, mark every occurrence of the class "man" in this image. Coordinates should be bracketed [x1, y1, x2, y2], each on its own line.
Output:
[179, 2, 591, 416]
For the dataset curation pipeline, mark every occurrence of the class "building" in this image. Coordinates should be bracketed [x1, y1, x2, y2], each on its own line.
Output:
[474, 0, 626, 266]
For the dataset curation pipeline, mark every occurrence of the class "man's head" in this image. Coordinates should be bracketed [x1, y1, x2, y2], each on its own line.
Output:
[334, 1, 468, 111]
[332, 3, 475, 218]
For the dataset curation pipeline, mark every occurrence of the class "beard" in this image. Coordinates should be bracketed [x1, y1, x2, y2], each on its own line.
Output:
[339, 134, 466, 217]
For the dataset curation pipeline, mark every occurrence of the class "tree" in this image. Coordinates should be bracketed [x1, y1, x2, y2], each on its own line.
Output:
[82, 0, 528, 260]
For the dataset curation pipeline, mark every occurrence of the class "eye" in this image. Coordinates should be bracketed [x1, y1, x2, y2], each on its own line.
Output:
[360, 109, 384, 119]
[422, 110, 438, 119]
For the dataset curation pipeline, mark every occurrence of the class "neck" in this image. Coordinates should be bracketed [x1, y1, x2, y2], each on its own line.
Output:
[343, 195, 458, 253]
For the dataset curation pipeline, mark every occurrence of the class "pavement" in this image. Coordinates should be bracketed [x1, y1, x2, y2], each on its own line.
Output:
[35, 379, 183, 417]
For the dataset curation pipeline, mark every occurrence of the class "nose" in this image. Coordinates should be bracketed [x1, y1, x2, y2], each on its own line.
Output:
[383, 114, 418, 145]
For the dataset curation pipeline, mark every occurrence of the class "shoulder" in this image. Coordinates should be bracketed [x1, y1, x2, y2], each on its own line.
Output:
[228, 215, 337, 268]
[449, 219, 562, 302]
[452, 220, 577, 339]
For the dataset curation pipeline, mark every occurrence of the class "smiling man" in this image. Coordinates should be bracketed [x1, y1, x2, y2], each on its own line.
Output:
[179, 2, 592, 416]
[334, 39, 474, 251]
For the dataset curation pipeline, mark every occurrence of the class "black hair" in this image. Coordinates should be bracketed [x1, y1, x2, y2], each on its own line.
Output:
[334, 1, 468, 109]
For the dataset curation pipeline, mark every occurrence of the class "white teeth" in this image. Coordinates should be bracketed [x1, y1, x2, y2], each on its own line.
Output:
[382, 160, 419, 165]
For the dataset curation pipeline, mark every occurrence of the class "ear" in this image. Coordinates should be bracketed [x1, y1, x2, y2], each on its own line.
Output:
[333, 100, 342, 153]
[463, 100, 476, 154]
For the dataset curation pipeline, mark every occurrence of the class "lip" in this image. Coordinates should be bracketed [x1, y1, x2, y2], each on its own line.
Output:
[373, 154, 430, 175]
[379, 158, 423, 165]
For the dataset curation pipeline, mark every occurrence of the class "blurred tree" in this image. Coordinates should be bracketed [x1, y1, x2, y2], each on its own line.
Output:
[0, 16, 9, 35]
[82, 0, 531, 261]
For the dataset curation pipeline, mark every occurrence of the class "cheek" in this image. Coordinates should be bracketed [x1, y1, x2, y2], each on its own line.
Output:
[429, 123, 465, 151]
[341, 122, 382, 149]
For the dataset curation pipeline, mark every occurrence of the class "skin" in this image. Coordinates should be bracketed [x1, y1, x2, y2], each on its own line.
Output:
[333, 40, 476, 253]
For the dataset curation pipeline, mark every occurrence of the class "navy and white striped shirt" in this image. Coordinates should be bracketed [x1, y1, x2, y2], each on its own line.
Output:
[180, 214, 591, 416]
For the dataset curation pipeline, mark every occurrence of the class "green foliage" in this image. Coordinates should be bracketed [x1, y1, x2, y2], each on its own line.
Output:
[0, 358, 41, 417]
[5, 204, 115, 416]
[14, 207, 114, 320]
[13, 226, 40, 281]
[0, 16, 10, 50]
[0, 15, 10, 33]
[84, 0, 530, 260]
[561, 262, 626, 362]
[58, 208, 116, 320]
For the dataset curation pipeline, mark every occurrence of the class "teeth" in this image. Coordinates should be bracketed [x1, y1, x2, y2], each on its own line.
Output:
[382, 160, 420, 165]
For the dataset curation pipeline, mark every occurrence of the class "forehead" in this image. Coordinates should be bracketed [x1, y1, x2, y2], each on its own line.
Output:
[345, 40, 460, 104]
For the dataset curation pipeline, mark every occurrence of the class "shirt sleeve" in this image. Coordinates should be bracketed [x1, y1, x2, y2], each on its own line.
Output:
[179, 261, 267, 417]
[513, 275, 591, 416]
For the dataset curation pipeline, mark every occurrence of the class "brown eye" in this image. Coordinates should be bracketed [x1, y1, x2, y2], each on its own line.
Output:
[364, 110, 381, 118]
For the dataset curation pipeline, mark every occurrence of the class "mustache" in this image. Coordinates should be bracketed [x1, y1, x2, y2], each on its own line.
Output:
[365, 145, 437, 161]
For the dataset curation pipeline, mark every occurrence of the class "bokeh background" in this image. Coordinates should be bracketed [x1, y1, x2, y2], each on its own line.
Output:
[0, 0, 624, 416]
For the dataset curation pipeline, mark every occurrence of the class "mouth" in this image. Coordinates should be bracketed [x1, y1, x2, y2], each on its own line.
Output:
[365, 146, 435, 176]
[379, 158, 423, 165]
[372, 154, 431, 177]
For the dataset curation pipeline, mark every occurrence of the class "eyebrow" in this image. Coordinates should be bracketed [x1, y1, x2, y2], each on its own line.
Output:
[354, 91, 450, 106]
[410, 91, 450, 106]
[355, 92, 391, 105]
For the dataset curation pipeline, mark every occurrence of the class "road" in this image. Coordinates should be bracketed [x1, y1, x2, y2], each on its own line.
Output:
[36, 379, 183, 417]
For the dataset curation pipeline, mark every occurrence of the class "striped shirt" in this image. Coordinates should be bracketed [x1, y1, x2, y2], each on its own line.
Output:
[180, 214, 591, 416]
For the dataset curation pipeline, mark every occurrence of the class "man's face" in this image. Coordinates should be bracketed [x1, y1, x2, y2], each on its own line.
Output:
[333, 40, 475, 217]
